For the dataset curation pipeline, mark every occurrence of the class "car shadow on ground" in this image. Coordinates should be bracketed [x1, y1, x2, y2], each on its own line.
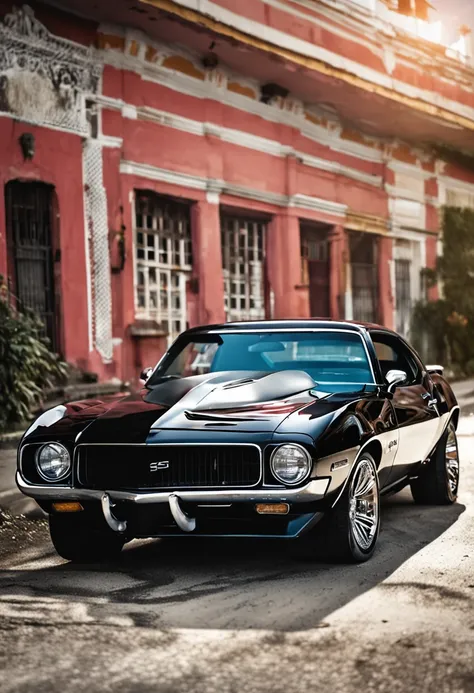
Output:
[0, 489, 466, 632]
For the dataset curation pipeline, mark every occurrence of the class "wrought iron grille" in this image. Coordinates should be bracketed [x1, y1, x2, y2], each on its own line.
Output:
[300, 224, 330, 317]
[351, 263, 379, 323]
[395, 258, 412, 336]
[349, 233, 379, 324]
[221, 215, 266, 322]
[134, 192, 192, 343]
[5, 181, 59, 352]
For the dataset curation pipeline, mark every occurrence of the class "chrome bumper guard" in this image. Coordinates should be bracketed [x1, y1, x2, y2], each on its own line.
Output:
[16, 472, 330, 534]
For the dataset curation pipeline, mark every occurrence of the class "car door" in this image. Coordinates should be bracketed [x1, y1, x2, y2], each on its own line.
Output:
[370, 331, 440, 483]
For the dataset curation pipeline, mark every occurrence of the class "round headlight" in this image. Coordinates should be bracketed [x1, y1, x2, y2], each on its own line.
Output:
[35, 443, 71, 482]
[270, 444, 312, 485]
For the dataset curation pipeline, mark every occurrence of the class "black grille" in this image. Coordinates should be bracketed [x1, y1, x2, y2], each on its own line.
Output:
[78, 445, 261, 490]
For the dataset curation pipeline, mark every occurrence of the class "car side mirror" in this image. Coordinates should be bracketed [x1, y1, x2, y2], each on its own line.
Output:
[427, 364, 444, 376]
[385, 369, 407, 393]
[140, 367, 153, 382]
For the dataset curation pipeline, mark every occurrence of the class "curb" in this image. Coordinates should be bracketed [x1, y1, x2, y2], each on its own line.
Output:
[0, 431, 23, 449]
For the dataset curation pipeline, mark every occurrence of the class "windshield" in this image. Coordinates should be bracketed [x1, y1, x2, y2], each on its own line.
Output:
[149, 331, 375, 393]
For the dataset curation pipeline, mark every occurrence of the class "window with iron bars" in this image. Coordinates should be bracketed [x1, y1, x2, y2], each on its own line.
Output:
[349, 232, 379, 324]
[300, 227, 329, 285]
[395, 258, 412, 337]
[134, 192, 192, 342]
[221, 215, 266, 322]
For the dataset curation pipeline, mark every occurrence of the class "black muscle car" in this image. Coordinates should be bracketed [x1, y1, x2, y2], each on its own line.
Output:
[16, 320, 460, 564]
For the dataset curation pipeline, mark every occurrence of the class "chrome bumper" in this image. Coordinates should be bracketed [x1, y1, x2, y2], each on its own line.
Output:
[17, 472, 330, 535]
[16, 472, 330, 505]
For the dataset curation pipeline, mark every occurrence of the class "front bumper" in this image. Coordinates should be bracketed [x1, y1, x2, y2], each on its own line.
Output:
[16, 472, 330, 504]
[16, 472, 330, 538]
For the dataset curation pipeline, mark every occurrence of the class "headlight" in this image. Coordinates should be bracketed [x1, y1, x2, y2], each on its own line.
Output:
[35, 443, 71, 482]
[270, 444, 312, 485]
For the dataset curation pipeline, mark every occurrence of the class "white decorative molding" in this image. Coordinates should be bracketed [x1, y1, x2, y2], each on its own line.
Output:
[99, 134, 123, 148]
[390, 225, 432, 241]
[100, 47, 389, 165]
[204, 67, 228, 90]
[120, 159, 348, 217]
[206, 191, 220, 204]
[386, 172, 426, 203]
[387, 159, 434, 180]
[382, 47, 396, 75]
[100, 95, 384, 187]
[0, 5, 101, 134]
[82, 143, 94, 354]
[120, 160, 214, 190]
[84, 140, 113, 362]
[391, 197, 426, 229]
[300, 152, 382, 186]
[121, 104, 137, 119]
[272, 0, 473, 77]
[435, 159, 447, 176]
[438, 175, 474, 195]
[166, 0, 474, 123]
[289, 194, 347, 217]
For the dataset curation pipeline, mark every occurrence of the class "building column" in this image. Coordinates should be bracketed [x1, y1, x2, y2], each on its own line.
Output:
[328, 224, 346, 320]
[191, 194, 225, 326]
[378, 234, 394, 329]
[0, 183, 7, 281]
[267, 210, 301, 318]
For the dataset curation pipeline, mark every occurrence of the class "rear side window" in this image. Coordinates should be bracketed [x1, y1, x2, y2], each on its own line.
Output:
[372, 333, 422, 385]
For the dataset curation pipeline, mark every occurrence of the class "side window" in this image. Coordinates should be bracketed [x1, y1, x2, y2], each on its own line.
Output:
[372, 333, 422, 385]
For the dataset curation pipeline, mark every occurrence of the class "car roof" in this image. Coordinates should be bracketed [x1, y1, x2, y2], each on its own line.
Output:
[184, 318, 397, 336]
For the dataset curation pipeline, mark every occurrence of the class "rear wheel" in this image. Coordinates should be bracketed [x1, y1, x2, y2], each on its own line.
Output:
[410, 423, 459, 505]
[293, 454, 380, 563]
[49, 512, 125, 563]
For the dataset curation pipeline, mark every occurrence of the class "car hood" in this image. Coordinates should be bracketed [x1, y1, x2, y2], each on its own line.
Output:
[25, 370, 364, 445]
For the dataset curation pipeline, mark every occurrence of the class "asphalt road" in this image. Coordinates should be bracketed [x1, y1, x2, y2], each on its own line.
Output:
[0, 432, 473, 692]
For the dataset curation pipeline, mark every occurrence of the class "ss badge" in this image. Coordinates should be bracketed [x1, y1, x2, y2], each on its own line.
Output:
[150, 461, 170, 472]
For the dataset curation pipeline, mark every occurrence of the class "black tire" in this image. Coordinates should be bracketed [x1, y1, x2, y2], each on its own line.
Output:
[292, 453, 380, 564]
[410, 422, 459, 505]
[49, 512, 125, 563]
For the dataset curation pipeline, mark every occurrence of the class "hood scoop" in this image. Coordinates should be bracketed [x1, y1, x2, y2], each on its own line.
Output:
[221, 377, 256, 390]
[184, 410, 268, 423]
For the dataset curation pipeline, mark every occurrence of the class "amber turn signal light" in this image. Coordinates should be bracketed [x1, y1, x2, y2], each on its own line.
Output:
[255, 503, 290, 515]
[52, 502, 84, 513]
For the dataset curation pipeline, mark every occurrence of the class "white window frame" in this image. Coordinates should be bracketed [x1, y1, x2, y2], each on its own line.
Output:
[221, 215, 267, 322]
[133, 191, 192, 344]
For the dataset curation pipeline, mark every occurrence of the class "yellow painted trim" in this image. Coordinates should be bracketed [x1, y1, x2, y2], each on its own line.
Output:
[227, 81, 257, 99]
[345, 211, 389, 234]
[140, 0, 474, 132]
[162, 55, 205, 80]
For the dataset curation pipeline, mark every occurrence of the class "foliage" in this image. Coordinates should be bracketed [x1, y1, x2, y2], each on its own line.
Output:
[411, 206, 474, 374]
[433, 145, 474, 175]
[0, 278, 68, 433]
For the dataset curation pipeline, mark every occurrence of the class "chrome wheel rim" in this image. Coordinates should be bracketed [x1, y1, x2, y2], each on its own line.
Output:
[446, 428, 460, 496]
[349, 459, 379, 551]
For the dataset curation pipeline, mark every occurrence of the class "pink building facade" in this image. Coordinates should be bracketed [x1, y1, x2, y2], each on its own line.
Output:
[1, 0, 474, 382]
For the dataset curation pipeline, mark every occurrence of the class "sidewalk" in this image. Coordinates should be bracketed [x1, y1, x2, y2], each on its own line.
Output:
[452, 378, 474, 436]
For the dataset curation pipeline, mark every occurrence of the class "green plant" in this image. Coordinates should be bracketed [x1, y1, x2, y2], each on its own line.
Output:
[0, 278, 68, 433]
[412, 206, 474, 374]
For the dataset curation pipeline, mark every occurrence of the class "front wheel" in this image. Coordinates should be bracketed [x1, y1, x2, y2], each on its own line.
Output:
[49, 512, 126, 563]
[293, 454, 380, 563]
[410, 423, 460, 505]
